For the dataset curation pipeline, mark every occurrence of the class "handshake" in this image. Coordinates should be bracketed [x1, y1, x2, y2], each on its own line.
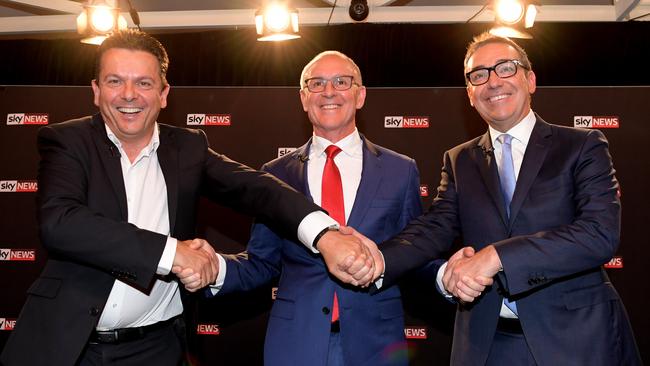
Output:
[172, 239, 219, 292]
[320, 227, 502, 303]
[168, 226, 382, 292]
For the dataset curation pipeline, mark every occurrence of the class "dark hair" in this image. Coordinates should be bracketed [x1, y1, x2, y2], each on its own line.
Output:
[464, 32, 532, 73]
[95, 29, 169, 87]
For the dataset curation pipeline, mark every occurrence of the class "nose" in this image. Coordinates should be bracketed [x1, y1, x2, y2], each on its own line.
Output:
[486, 69, 503, 88]
[120, 81, 137, 101]
[321, 80, 336, 97]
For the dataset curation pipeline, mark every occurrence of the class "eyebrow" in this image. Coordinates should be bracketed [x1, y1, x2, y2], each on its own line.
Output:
[468, 58, 513, 71]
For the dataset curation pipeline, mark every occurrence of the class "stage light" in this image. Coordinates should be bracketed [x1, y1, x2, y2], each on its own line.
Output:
[495, 0, 524, 24]
[255, 3, 300, 42]
[490, 0, 540, 39]
[77, 0, 127, 45]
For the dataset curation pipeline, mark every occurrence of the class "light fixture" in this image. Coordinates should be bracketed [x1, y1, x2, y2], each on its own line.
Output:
[489, 0, 540, 39]
[77, 0, 127, 45]
[255, 3, 300, 42]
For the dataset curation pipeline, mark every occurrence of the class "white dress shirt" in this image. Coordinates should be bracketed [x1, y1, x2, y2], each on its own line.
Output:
[436, 110, 537, 318]
[97, 123, 181, 330]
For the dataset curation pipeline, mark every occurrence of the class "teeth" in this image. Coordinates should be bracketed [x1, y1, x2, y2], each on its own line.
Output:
[321, 104, 339, 109]
[117, 107, 143, 114]
[488, 94, 508, 102]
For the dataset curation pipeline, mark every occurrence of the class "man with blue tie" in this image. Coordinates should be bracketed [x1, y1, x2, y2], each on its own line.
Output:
[347, 32, 641, 365]
[203, 51, 422, 366]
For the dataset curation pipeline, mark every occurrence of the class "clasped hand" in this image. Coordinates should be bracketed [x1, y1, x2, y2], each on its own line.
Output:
[171, 239, 219, 292]
[317, 226, 384, 287]
[442, 245, 501, 302]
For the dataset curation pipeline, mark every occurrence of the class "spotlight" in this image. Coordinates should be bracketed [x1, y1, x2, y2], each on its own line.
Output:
[349, 0, 369, 22]
[76, 0, 127, 45]
[490, 0, 540, 39]
[255, 3, 300, 42]
[495, 0, 524, 24]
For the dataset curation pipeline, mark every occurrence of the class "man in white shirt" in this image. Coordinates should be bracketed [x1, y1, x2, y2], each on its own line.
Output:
[1, 31, 373, 366]
[347, 32, 641, 365]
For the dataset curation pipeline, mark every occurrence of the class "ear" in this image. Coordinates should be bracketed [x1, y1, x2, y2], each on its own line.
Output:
[91, 79, 100, 107]
[466, 85, 475, 107]
[355, 86, 367, 109]
[299, 88, 309, 112]
[160, 84, 170, 109]
[526, 70, 537, 95]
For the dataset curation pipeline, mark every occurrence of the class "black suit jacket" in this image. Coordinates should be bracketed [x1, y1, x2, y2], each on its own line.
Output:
[1, 114, 321, 366]
[380, 116, 641, 365]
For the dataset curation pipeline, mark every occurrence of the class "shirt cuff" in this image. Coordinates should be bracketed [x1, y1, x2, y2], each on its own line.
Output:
[157, 237, 177, 275]
[297, 211, 338, 254]
[374, 250, 386, 289]
[208, 254, 228, 296]
[436, 261, 453, 298]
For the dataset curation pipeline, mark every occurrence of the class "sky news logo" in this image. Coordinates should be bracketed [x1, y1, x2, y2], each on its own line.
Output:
[420, 185, 429, 197]
[186, 114, 231, 126]
[603, 256, 623, 269]
[0, 249, 36, 261]
[196, 324, 220, 335]
[384, 116, 430, 129]
[0, 318, 16, 331]
[404, 326, 427, 339]
[7, 113, 49, 125]
[573, 116, 619, 129]
[0, 180, 38, 192]
[277, 147, 297, 158]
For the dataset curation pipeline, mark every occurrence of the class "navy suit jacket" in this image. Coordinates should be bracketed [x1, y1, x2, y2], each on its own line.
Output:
[217, 136, 422, 366]
[380, 116, 641, 365]
[1, 114, 321, 366]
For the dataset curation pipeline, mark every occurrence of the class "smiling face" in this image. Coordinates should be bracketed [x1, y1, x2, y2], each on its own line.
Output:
[466, 42, 536, 133]
[300, 54, 366, 143]
[92, 48, 169, 149]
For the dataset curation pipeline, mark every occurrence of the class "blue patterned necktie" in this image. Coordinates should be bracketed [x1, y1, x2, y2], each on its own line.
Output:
[497, 134, 518, 315]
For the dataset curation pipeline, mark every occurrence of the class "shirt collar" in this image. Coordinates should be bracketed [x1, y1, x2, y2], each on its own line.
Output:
[310, 128, 363, 158]
[489, 109, 536, 147]
[105, 123, 160, 158]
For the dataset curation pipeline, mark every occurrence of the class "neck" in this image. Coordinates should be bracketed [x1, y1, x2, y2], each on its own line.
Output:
[314, 126, 355, 144]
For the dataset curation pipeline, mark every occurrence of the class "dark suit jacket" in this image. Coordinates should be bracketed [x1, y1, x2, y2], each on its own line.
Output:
[217, 136, 422, 366]
[380, 116, 641, 365]
[1, 114, 321, 366]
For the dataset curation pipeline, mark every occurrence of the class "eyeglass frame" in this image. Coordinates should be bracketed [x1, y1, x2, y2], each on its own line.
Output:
[302, 75, 361, 93]
[465, 59, 530, 86]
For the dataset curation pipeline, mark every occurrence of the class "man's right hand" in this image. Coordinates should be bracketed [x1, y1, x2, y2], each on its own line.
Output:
[316, 229, 375, 287]
[171, 239, 218, 292]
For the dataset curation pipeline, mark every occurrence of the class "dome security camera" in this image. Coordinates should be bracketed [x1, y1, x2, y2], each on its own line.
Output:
[349, 0, 369, 22]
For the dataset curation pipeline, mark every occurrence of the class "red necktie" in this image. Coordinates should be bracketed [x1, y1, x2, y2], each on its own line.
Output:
[321, 145, 344, 322]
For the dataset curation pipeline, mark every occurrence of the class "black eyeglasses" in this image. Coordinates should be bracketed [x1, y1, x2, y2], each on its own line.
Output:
[303, 75, 360, 93]
[465, 60, 529, 86]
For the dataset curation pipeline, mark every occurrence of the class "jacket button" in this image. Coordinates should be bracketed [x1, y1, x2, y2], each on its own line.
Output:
[89, 307, 101, 316]
[322, 307, 330, 315]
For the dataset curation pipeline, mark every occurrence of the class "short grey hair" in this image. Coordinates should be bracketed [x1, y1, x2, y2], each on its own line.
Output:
[299, 51, 363, 89]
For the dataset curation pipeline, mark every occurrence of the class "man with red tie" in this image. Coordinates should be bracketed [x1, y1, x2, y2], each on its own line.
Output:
[205, 51, 422, 366]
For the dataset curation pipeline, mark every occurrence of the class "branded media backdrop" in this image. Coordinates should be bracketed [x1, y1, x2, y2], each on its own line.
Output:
[0, 84, 648, 364]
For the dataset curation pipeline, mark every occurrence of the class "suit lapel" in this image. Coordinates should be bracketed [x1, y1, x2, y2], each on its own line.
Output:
[346, 136, 382, 228]
[284, 140, 311, 198]
[157, 125, 179, 234]
[509, 116, 552, 225]
[474, 132, 509, 228]
[90, 114, 128, 220]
